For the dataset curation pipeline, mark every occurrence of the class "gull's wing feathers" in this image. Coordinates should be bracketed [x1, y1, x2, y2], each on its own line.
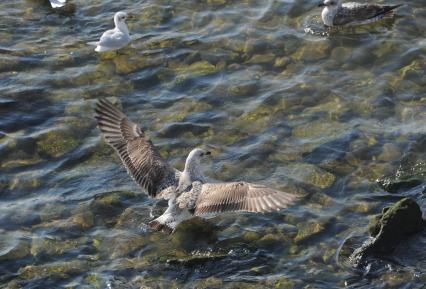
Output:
[97, 29, 130, 50]
[194, 182, 298, 215]
[334, 3, 402, 26]
[95, 98, 179, 198]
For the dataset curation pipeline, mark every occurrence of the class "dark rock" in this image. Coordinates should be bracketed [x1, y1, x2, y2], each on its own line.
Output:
[377, 161, 425, 193]
[377, 135, 426, 193]
[350, 198, 424, 267]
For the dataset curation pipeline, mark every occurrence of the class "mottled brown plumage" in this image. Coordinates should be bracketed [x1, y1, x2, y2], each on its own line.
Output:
[95, 99, 179, 198]
[333, 3, 402, 26]
[194, 182, 298, 215]
[95, 99, 299, 234]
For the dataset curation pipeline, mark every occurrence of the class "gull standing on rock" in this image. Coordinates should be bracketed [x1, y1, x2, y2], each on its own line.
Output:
[49, 0, 66, 8]
[95, 99, 299, 234]
[88, 11, 131, 52]
[318, 0, 402, 27]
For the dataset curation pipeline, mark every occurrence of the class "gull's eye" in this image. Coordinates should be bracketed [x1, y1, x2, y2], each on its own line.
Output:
[330, 1, 335, 5]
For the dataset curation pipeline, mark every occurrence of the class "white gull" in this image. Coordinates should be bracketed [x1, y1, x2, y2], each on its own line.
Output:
[88, 11, 131, 53]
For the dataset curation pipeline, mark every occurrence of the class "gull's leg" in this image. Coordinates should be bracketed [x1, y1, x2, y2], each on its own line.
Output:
[148, 197, 178, 234]
[148, 198, 192, 234]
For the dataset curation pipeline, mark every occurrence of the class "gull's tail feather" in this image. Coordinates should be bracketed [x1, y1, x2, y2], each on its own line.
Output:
[377, 4, 404, 18]
[94, 46, 112, 53]
[88, 42, 111, 53]
[87, 42, 99, 47]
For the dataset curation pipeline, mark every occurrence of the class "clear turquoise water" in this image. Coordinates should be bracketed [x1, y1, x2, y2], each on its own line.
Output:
[0, 0, 425, 288]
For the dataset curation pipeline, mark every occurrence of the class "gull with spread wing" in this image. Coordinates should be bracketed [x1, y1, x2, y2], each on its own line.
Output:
[95, 99, 298, 234]
[318, 0, 402, 27]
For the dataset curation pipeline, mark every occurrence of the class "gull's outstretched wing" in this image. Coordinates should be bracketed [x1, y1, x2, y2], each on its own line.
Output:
[194, 182, 298, 215]
[95, 98, 179, 198]
[334, 3, 402, 26]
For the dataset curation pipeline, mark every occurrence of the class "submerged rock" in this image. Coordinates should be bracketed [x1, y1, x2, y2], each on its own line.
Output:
[350, 198, 424, 267]
[0, 234, 31, 261]
[278, 163, 336, 189]
[377, 135, 426, 193]
[171, 217, 218, 251]
[36, 128, 81, 158]
[174, 60, 220, 83]
[30, 236, 83, 258]
[294, 218, 332, 243]
[18, 260, 92, 281]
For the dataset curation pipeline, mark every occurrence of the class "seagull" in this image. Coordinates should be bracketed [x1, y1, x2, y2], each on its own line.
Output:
[95, 99, 299, 234]
[88, 11, 131, 53]
[49, 0, 66, 8]
[318, 0, 403, 27]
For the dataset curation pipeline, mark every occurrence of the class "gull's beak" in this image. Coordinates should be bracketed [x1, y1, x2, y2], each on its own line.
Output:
[127, 13, 134, 19]
[318, 2, 326, 7]
[205, 151, 212, 156]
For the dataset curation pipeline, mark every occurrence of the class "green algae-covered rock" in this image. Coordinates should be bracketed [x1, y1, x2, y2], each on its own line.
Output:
[279, 163, 336, 189]
[377, 160, 426, 193]
[377, 143, 401, 162]
[292, 40, 330, 62]
[174, 60, 219, 82]
[171, 217, 218, 251]
[18, 260, 91, 280]
[246, 53, 275, 65]
[190, 277, 223, 289]
[166, 250, 227, 267]
[292, 120, 350, 140]
[294, 218, 332, 243]
[36, 129, 80, 158]
[368, 198, 424, 243]
[227, 81, 259, 97]
[265, 275, 296, 289]
[115, 207, 148, 229]
[274, 56, 291, 68]
[32, 209, 94, 232]
[93, 232, 148, 259]
[0, 234, 31, 261]
[30, 237, 83, 258]
[111, 257, 150, 271]
[89, 190, 136, 226]
[350, 198, 424, 267]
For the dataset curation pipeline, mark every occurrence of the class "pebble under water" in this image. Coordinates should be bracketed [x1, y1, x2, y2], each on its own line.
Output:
[0, 0, 425, 288]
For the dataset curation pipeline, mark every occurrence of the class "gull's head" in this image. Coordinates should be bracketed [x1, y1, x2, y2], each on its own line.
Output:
[318, 0, 340, 8]
[114, 11, 129, 24]
[177, 148, 211, 194]
[186, 148, 211, 166]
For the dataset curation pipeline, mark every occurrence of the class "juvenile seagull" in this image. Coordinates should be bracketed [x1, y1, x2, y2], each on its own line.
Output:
[318, 0, 403, 27]
[88, 11, 131, 53]
[95, 99, 298, 234]
[49, 0, 66, 8]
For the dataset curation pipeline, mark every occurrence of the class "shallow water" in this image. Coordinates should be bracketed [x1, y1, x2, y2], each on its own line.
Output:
[0, 0, 425, 288]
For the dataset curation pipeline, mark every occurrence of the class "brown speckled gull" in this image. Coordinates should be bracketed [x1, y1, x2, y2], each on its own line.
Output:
[318, 0, 403, 27]
[95, 98, 299, 234]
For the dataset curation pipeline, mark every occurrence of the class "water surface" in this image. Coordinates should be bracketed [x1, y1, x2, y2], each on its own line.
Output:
[0, 0, 425, 288]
